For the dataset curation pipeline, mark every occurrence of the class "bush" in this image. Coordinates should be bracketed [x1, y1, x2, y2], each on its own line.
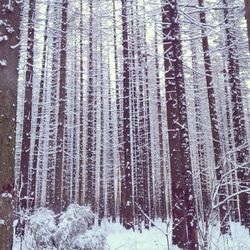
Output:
[23, 204, 107, 250]
[26, 208, 56, 249]
[53, 204, 94, 249]
[72, 230, 107, 250]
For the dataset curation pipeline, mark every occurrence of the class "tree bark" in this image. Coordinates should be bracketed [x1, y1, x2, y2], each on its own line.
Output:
[0, 1, 21, 248]
[162, 0, 198, 248]
[54, 0, 68, 215]
[121, 0, 134, 230]
[19, 0, 35, 214]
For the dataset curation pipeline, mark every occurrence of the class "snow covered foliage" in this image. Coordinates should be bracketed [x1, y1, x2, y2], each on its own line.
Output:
[53, 204, 95, 249]
[25, 208, 56, 249]
[18, 205, 107, 250]
[72, 230, 106, 250]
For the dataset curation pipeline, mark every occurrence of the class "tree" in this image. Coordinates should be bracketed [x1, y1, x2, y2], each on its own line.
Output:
[121, 0, 134, 230]
[19, 0, 36, 214]
[198, 0, 229, 234]
[85, 0, 96, 210]
[0, 1, 21, 249]
[161, 0, 198, 248]
[54, 0, 68, 215]
[223, 0, 250, 228]
[31, 3, 50, 210]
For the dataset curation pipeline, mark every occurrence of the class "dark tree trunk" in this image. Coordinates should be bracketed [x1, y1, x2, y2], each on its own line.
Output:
[107, 75, 116, 222]
[54, 0, 68, 215]
[0, 1, 21, 248]
[121, 0, 134, 230]
[161, 0, 198, 248]
[19, 0, 35, 213]
[85, 0, 96, 210]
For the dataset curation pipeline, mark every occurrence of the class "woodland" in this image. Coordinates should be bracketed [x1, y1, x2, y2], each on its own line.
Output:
[0, 0, 250, 249]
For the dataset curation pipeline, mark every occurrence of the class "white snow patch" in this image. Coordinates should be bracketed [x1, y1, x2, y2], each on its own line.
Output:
[1, 192, 12, 198]
[0, 35, 8, 42]
[0, 59, 7, 66]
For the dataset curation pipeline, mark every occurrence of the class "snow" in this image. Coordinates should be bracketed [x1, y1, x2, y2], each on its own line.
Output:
[0, 59, 7, 66]
[13, 217, 250, 250]
[103, 221, 250, 250]
[103, 220, 175, 250]
[1, 192, 12, 198]
[0, 35, 8, 42]
[0, 219, 5, 225]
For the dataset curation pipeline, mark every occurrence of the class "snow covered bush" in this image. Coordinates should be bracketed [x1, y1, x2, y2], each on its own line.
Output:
[20, 204, 108, 250]
[25, 207, 56, 249]
[53, 204, 95, 249]
[72, 229, 107, 250]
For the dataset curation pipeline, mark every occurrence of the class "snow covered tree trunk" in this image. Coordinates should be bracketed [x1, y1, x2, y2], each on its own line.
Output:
[30, 3, 50, 210]
[54, 0, 68, 215]
[0, 1, 20, 248]
[161, 0, 198, 248]
[19, 0, 35, 215]
[78, 0, 84, 206]
[223, 0, 250, 228]
[46, 1, 60, 208]
[121, 0, 134, 230]
[112, 0, 123, 220]
[85, 0, 96, 210]
[198, 0, 230, 234]
[154, 23, 167, 221]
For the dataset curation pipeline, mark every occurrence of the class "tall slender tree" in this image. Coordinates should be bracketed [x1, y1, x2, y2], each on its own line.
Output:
[0, 1, 21, 248]
[198, 0, 229, 234]
[54, 0, 68, 215]
[19, 0, 36, 214]
[121, 0, 134, 230]
[161, 0, 198, 248]
[223, 0, 250, 228]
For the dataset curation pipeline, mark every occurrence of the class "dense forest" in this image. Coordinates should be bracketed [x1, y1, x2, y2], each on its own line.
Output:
[0, 0, 250, 249]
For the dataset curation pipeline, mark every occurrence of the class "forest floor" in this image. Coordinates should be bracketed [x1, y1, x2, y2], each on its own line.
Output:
[104, 220, 250, 250]
[13, 219, 250, 249]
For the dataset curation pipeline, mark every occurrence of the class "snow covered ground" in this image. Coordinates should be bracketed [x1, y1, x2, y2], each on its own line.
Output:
[104, 221, 250, 250]
[13, 218, 250, 249]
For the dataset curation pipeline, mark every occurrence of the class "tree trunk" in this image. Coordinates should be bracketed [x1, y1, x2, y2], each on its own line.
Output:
[19, 0, 35, 214]
[30, 3, 50, 210]
[54, 0, 68, 215]
[85, 0, 96, 210]
[198, 0, 230, 234]
[162, 0, 198, 248]
[121, 0, 134, 230]
[223, 0, 250, 228]
[0, 2, 21, 248]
